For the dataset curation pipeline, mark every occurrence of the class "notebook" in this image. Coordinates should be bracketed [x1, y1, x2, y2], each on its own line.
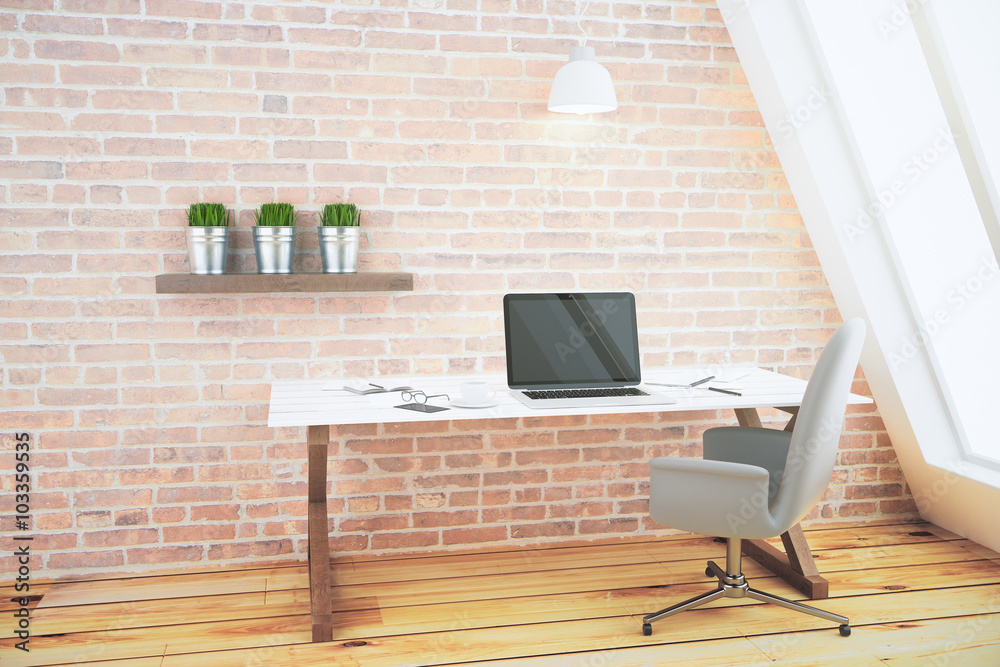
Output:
[503, 292, 675, 409]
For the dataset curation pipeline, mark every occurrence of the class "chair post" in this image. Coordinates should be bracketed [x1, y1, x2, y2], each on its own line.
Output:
[725, 537, 743, 579]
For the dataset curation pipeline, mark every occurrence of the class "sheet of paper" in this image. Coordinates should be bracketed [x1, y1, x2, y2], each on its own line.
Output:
[644, 369, 715, 386]
[324, 380, 376, 392]
[645, 367, 752, 386]
[712, 368, 753, 383]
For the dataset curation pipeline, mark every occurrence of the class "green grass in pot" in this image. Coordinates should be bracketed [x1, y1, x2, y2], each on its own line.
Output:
[187, 203, 229, 227]
[320, 203, 359, 227]
[255, 203, 296, 226]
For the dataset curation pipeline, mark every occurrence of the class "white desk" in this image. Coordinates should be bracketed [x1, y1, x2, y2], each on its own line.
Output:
[267, 368, 872, 642]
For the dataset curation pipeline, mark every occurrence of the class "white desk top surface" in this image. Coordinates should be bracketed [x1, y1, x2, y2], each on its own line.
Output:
[267, 368, 873, 428]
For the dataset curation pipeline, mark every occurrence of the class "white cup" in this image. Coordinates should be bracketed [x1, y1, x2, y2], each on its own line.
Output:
[460, 380, 496, 405]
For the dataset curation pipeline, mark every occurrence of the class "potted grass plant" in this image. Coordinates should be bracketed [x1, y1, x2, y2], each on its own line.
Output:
[186, 203, 230, 274]
[253, 203, 296, 274]
[318, 203, 360, 274]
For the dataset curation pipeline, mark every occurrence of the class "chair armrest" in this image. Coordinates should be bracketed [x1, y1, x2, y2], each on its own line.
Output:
[648, 457, 778, 539]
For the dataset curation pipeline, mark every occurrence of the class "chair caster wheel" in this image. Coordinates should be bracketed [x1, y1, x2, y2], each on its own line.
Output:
[839, 624, 851, 637]
[705, 567, 714, 577]
[642, 623, 652, 637]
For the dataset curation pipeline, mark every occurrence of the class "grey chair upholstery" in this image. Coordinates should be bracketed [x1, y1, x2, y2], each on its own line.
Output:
[641, 318, 866, 637]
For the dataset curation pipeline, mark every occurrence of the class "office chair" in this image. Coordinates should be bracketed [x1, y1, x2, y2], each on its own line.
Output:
[641, 318, 866, 638]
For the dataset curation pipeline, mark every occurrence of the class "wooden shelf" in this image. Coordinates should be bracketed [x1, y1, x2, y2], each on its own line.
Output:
[155, 272, 413, 294]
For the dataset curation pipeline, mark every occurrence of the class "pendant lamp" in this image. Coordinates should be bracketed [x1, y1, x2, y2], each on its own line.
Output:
[547, 45, 617, 115]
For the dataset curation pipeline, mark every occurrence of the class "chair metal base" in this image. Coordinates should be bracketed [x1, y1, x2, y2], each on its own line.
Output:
[641, 538, 850, 637]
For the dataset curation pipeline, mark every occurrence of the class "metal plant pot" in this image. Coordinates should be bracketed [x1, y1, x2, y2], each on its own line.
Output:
[253, 226, 296, 274]
[318, 226, 360, 274]
[186, 226, 229, 275]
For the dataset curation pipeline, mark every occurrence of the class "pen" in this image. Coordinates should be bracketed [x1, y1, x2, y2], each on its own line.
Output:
[708, 386, 741, 397]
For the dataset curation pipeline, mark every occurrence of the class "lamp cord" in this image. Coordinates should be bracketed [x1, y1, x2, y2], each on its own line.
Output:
[578, 0, 591, 46]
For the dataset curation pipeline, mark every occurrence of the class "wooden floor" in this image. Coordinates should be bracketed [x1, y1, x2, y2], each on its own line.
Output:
[4, 520, 1000, 666]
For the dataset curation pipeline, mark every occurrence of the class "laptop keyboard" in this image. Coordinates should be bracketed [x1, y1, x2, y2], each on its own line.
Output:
[523, 387, 650, 400]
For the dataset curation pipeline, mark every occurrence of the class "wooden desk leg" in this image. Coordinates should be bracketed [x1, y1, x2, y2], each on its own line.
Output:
[733, 407, 829, 600]
[307, 425, 332, 642]
[734, 407, 763, 429]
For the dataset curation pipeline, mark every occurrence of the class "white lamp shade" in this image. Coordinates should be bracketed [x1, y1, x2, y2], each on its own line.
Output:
[547, 46, 618, 115]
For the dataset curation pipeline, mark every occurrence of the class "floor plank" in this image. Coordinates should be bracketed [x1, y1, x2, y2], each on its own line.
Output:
[756, 521, 954, 551]
[43, 659, 163, 667]
[749, 614, 1000, 664]
[33, 573, 273, 609]
[885, 642, 1000, 666]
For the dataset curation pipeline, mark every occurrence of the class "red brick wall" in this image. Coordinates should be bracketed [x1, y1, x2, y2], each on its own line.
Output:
[0, 0, 916, 578]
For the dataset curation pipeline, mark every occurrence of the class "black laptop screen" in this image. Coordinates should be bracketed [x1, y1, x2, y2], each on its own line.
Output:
[504, 293, 642, 389]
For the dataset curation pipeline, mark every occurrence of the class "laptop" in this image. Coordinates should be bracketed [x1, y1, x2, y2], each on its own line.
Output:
[503, 292, 675, 409]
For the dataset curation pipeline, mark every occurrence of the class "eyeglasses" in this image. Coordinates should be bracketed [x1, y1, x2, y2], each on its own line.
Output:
[400, 389, 449, 405]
